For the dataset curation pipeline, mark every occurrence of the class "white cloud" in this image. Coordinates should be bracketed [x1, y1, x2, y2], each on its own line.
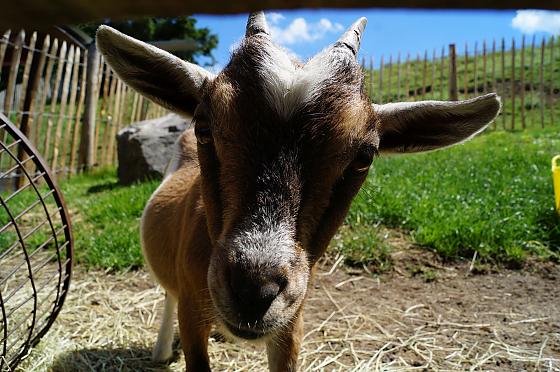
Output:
[268, 12, 286, 24]
[511, 10, 560, 34]
[266, 13, 344, 45]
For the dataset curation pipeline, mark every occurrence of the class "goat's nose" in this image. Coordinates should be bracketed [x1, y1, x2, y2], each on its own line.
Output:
[229, 269, 284, 320]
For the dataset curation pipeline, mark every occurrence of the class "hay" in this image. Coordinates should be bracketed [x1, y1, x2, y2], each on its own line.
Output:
[16, 262, 560, 371]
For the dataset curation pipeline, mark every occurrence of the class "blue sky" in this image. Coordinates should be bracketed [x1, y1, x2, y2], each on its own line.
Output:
[193, 9, 560, 70]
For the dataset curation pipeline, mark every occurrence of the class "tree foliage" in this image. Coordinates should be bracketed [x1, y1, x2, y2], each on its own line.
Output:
[80, 16, 218, 65]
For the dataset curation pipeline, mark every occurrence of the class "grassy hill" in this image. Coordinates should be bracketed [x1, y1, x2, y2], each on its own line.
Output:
[362, 35, 560, 130]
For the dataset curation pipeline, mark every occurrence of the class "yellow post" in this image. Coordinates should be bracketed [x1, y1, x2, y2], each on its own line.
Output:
[553, 155, 560, 213]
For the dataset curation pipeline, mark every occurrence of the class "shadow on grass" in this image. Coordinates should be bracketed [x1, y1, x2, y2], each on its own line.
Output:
[50, 342, 182, 372]
[87, 182, 122, 194]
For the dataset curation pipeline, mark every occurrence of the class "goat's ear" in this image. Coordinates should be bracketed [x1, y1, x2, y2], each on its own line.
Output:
[373, 93, 501, 153]
[96, 25, 215, 117]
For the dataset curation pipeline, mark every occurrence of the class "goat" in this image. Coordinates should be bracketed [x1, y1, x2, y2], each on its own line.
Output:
[96, 12, 501, 371]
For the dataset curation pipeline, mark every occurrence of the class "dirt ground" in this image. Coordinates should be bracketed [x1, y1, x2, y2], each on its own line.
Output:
[17, 245, 560, 371]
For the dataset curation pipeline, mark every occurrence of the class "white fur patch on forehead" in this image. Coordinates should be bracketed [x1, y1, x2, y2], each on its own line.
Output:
[257, 40, 351, 119]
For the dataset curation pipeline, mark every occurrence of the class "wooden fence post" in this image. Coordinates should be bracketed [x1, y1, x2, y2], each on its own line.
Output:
[396, 52, 401, 100]
[78, 42, 99, 172]
[448, 44, 458, 101]
[431, 48, 436, 98]
[539, 37, 545, 128]
[473, 42, 478, 95]
[529, 35, 536, 127]
[482, 40, 487, 93]
[520, 36, 526, 129]
[501, 38, 506, 128]
[511, 38, 515, 130]
[463, 42, 468, 99]
[369, 56, 374, 101]
[440, 46, 445, 99]
[378, 55, 384, 104]
[387, 55, 393, 102]
[405, 53, 410, 100]
[549, 36, 555, 126]
[413, 52, 419, 100]
[17, 34, 50, 188]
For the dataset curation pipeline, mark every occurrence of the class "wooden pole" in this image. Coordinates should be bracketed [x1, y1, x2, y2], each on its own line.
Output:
[501, 37, 506, 128]
[16, 34, 49, 188]
[474, 42, 479, 95]
[387, 54, 393, 102]
[440, 46, 445, 99]
[448, 44, 458, 101]
[491, 39, 496, 93]
[520, 36, 525, 129]
[464, 42, 469, 99]
[529, 35, 536, 127]
[0, 30, 12, 82]
[539, 37, 545, 128]
[369, 56, 374, 102]
[21, 34, 49, 146]
[396, 52, 401, 100]
[44, 41, 67, 164]
[3, 30, 24, 116]
[431, 48, 436, 98]
[482, 40, 487, 93]
[60, 47, 81, 173]
[549, 36, 555, 126]
[51, 45, 75, 172]
[405, 53, 410, 100]
[78, 42, 100, 172]
[510, 38, 515, 130]
[101, 72, 118, 165]
[70, 49, 88, 174]
[378, 55, 384, 104]
[34, 39, 59, 152]
[421, 50, 427, 98]
[15, 32, 37, 127]
[413, 52, 419, 100]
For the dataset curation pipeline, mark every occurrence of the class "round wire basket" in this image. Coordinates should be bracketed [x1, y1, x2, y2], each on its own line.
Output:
[0, 113, 73, 370]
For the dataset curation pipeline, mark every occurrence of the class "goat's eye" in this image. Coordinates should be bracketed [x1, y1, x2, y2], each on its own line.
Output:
[350, 145, 377, 172]
[194, 121, 212, 145]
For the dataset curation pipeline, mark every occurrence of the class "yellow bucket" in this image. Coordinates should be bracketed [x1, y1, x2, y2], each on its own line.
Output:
[553, 155, 560, 213]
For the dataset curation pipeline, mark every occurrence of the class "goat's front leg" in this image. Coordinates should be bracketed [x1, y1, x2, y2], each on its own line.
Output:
[266, 311, 304, 372]
[177, 294, 212, 372]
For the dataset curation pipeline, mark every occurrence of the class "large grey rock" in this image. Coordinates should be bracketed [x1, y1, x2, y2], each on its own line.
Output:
[117, 113, 191, 184]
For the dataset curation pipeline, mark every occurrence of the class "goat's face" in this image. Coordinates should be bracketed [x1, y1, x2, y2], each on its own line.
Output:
[97, 12, 501, 341]
[199, 16, 378, 340]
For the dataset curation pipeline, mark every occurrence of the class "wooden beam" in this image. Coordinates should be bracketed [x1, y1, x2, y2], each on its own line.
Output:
[2, 1, 559, 30]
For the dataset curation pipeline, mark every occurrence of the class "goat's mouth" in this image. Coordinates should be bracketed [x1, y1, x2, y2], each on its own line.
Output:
[222, 318, 267, 340]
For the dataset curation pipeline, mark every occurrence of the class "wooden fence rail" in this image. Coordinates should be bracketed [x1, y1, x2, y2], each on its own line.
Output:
[363, 34, 559, 131]
[0, 28, 166, 180]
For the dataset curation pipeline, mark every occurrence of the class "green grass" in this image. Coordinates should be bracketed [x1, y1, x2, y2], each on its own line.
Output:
[342, 127, 560, 266]
[50, 128, 560, 271]
[59, 169, 159, 270]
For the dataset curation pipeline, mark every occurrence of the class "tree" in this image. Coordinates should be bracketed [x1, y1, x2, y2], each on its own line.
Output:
[80, 16, 218, 65]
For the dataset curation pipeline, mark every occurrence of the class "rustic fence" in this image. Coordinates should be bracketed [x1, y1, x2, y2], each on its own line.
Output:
[0, 29, 166, 180]
[363, 35, 559, 130]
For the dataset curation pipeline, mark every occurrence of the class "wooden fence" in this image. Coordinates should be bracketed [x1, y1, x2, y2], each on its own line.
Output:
[1, 29, 557, 181]
[0, 29, 166, 179]
[363, 35, 559, 130]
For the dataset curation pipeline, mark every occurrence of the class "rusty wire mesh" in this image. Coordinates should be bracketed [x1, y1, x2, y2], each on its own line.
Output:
[0, 113, 72, 370]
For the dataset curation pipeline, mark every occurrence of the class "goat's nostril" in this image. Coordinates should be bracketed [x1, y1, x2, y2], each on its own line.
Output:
[259, 281, 281, 304]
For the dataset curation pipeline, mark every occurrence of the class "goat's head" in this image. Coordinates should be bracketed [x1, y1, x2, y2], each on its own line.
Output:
[97, 12, 500, 341]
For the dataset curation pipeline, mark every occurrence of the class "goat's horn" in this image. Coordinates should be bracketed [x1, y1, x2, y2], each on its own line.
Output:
[246, 11, 269, 37]
[335, 17, 367, 57]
